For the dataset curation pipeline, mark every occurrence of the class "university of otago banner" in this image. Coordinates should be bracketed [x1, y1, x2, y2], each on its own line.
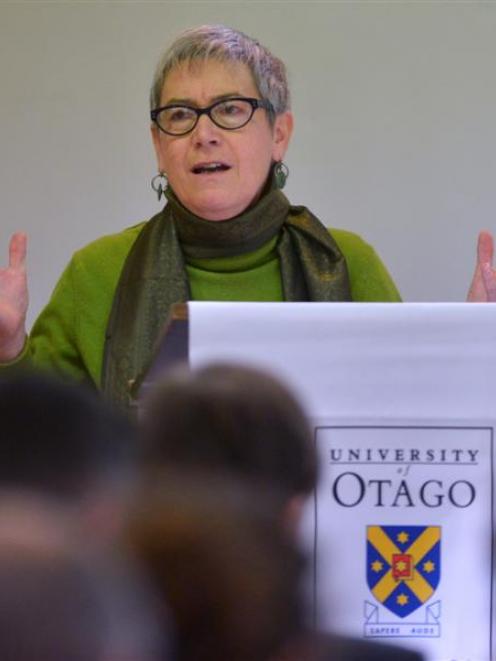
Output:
[186, 302, 496, 661]
[313, 424, 493, 660]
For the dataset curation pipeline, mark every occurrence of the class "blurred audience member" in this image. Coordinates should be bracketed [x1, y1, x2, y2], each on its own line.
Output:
[0, 492, 171, 661]
[140, 363, 316, 531]
[0, 371, 137, 543]
[123, 473, 303, 661]
[140, 364, 424, 661]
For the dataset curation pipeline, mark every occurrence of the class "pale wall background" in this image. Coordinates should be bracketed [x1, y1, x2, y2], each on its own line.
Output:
[1, 1, 495, 327]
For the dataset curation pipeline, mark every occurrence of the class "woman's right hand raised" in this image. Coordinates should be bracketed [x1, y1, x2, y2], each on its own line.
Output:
[0, 233, 28, 361]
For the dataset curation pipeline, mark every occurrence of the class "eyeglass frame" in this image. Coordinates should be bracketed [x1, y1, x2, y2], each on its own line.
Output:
[150, 96, 275, 136]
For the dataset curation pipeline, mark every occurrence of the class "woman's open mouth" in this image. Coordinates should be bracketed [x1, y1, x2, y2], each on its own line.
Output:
[191, 162, 231, 175]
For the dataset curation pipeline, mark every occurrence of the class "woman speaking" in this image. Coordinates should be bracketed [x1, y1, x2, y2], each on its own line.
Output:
[0, 24, 487, 407]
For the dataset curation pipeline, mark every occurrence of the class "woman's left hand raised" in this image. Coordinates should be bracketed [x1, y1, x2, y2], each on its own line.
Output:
[467, 231, 496, 302]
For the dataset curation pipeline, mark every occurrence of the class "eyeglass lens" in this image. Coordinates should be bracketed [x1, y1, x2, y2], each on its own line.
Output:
[156, 99, 256, 135]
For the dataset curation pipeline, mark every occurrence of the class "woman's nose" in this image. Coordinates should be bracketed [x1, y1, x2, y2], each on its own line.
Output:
[192, 113, 221, 146]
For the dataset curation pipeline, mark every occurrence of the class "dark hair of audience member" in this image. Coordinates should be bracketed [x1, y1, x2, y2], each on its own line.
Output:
[123, 473, 305, 661]
[0, 370, 136, 500]
[140, 363, 317, 499]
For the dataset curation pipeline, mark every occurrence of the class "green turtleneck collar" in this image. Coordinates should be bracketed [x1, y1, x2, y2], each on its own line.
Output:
[185, 234, 279, 273]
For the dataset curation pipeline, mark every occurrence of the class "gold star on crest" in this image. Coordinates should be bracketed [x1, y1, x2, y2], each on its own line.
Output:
[397, 593, 409, 606]
[371, 560, 383, 573]
[397, 532, 409, 544]
[423, 561, 435, 573]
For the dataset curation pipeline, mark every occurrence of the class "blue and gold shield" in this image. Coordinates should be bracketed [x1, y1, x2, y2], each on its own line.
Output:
[367, 525, 441, 618]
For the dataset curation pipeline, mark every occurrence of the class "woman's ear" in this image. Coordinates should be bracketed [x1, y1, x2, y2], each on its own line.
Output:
[150, 124, 166, 172]
[272, 111, 294, 163]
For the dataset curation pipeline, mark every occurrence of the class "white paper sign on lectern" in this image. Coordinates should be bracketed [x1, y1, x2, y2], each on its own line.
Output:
[188, 302, 496, 661]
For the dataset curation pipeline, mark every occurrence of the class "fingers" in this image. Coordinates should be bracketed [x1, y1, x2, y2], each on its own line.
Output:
[466, 264, 487, 302]
[470, 231, 496, 301]
[8, 232, 27, 269]
[480, 262, 496, 301]
[477, 230, 494, 266]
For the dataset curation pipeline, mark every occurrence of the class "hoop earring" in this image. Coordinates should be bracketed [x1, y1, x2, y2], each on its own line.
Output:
[151, 172, 168, 201]
[274, 161, 289, 189]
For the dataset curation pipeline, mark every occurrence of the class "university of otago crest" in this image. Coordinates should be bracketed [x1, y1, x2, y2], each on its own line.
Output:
[367, 525, 441, 618]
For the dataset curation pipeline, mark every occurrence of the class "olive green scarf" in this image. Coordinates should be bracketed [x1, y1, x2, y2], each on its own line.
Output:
[102, 181, 351, 408]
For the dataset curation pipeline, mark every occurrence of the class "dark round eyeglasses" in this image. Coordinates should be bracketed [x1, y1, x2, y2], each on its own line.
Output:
[150, 97, 274, 136]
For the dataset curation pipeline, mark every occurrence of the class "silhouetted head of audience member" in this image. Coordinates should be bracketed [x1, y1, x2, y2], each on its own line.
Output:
[0, 371, 137, 541]
[0, 371, 135, 498]
[140, 363, 317, 513]
[0, 492, 171, 661]
[122, 473, 304, 661]
[138, 364, 425, 661]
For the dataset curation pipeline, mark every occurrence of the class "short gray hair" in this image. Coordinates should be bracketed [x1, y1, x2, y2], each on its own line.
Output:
[150, 24, 290, 117]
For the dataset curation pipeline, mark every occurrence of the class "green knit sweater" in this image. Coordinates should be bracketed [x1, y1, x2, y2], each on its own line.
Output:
[7, 222, 400, 387]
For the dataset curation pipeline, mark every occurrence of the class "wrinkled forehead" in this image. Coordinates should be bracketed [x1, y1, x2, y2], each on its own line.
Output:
[160, 57, 260, 105]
